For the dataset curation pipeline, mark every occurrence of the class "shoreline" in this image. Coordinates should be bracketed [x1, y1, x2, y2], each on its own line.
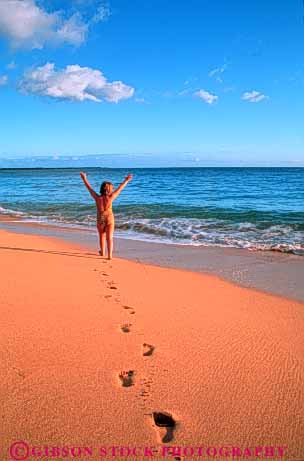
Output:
[0, 217, 304, 302]
[1, 227, 304, 460]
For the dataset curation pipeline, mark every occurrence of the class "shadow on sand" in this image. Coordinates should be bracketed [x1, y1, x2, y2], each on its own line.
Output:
[0, 245, 100, 260]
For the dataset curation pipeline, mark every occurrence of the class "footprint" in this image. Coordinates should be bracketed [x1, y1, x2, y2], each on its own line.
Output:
[107, 280, 118, 290]
[120, 323, 132, 333]
[138, 376, 154, 412]
[152, 412, 176, 443]
[123, 305, 136, 314]
[119, 370, 135, 387]
[104, 294, 112, 299]
[12, 367, 25, 379]
[142, 343, 155, 357]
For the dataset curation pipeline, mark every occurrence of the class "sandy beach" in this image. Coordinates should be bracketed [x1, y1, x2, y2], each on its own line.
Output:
[1, 227, 304, 461]
[1, 218, 304, 303]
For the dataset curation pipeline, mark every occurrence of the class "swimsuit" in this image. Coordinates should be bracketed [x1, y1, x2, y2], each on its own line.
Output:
[97, 196, 114, 228]
[97, 209, 114, 227]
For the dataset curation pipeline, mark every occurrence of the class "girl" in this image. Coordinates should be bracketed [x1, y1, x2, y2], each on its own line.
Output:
[80, 172, 133, 260]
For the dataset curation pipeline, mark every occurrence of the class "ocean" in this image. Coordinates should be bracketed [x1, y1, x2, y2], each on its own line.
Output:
[0, 167, 303, 255]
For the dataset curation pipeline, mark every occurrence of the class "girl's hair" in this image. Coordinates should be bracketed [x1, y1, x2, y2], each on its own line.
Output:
[100, 181, 113, 196]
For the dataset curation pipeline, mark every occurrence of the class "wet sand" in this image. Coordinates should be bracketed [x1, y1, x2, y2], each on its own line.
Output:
[1, 227, 304, 460]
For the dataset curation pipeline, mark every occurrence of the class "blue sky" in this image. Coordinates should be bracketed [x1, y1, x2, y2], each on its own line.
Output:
[0, 0, 304, 165]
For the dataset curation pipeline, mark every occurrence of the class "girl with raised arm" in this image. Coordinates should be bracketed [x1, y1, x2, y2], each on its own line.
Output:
[80, 172, 133, 260]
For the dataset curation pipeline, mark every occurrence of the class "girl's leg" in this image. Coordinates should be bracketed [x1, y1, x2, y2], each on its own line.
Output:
[106, 223, 114, 260]
[97, 225, 106, 256]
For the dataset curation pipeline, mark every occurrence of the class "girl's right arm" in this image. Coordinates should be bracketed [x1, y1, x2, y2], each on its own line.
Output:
[111, 174, 133, 200]
[80, 172, 98, 200]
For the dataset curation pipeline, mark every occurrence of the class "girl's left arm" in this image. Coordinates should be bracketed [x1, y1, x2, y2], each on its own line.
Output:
[80, 172, 98, 200]
[111, 174, 133, 200]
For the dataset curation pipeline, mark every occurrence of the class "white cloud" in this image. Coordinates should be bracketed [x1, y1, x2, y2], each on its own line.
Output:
[135, 97, 151, 105]
[0, 0, 88, 49]
[241, 90, 268, 103]
[19, 63, 135, 103]
[0, 75, 8, 86]
[195, 89, 218, 105]
[92, 3, 111, 23]
[208, 64, 227, 83]
[56, 13, 87, 46]
[178, 88, 191, 96]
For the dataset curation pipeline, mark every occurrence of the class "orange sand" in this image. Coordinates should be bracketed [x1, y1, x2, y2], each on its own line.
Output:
[0, 228, 303, 460]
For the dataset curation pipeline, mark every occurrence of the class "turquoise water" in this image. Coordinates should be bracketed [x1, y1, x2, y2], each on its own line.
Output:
[0, 167, 303, 254]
